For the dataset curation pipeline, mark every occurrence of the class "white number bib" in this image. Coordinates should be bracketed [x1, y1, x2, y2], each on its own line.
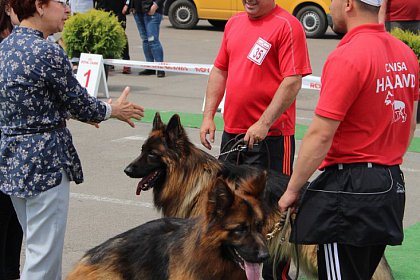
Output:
[247, 37, 271, 65]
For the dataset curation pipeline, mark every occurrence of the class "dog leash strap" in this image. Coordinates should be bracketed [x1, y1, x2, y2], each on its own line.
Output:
[216, 144, 248, 158]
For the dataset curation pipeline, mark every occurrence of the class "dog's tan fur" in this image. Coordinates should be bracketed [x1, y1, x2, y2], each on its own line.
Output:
[67, 170, 269, 280]
[124, 113, 394, 280]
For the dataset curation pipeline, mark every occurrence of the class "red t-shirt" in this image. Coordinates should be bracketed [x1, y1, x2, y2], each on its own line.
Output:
[316, 24, 419, 168]
[214, 6, 312, 136]
[386, 0, 420, 22]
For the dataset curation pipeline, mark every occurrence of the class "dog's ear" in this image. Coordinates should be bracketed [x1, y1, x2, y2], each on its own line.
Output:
[244, 169, 267, 197]
[166, 114, 184, 138]
[153, 112, 164, 131]
[207, 178, 234, 221]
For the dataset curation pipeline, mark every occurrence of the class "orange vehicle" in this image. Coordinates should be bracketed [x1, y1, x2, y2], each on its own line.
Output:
[164, 0, 332, 38]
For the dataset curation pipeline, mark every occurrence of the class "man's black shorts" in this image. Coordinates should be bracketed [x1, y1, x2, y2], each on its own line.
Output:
[290, 163, 405, 246]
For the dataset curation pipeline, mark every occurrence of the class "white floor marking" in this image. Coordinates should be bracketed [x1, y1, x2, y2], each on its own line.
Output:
[70, 192, 154, 208]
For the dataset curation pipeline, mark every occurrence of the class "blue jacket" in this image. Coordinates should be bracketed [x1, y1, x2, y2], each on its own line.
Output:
[0, 27, 108, 198]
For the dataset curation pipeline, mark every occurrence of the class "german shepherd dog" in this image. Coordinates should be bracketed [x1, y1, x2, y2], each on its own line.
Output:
[67, 165, 269, 280]
[124, 113, 394, 280]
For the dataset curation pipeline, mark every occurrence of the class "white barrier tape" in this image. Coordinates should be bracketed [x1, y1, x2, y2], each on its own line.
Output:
[104, 59, 213, 76]
[72, 57, 321, 90]
[302, 75, 321, 91]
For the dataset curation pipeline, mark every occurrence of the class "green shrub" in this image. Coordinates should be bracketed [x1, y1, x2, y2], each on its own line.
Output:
[390, 28, 420, 63]
[62, 9, 127, 59]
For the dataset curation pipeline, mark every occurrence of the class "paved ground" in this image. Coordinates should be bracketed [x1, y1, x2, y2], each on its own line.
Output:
[21, 15, 420, 278]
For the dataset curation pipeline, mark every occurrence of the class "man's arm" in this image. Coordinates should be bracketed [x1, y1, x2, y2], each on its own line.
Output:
[244, 75, 302, 147]
[278, 115, 340, 212]
[200, 66, 228, 149]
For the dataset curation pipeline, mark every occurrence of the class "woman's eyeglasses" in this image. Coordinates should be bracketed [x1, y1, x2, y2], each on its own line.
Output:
[53, 0, 70, 8]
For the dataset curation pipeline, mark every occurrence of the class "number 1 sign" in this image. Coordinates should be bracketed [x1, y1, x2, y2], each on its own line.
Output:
[76, 53, 109, 98]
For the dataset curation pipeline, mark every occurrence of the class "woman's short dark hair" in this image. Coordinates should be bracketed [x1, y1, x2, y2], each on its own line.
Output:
[10, 0, 50, 22]
[0, 0, 13, 37]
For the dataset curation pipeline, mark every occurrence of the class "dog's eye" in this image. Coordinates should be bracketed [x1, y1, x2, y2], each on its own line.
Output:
[147, 154, 158, 160]
[232, 224, 248, 235]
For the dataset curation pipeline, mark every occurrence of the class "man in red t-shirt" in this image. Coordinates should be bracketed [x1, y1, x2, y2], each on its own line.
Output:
[200, 0, 311, 278]
[279, 0, 419, 279]
[379, 0, 420, 33]
[200, 0, 311, 175]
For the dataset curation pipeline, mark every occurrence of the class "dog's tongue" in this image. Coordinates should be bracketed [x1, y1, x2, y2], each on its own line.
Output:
[244, 262, 262, 280]
[136, 181, 143, 195]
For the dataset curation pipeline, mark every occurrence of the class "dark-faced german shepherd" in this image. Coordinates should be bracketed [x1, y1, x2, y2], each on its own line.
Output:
[67, 165, 269, 280]
[123, 113, 394, 280]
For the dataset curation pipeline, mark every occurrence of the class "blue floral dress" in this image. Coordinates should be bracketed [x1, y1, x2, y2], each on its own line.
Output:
[0, 27, 109, 198]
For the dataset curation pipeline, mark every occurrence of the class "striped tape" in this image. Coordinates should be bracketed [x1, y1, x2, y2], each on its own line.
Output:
[102, 58, 322, 91]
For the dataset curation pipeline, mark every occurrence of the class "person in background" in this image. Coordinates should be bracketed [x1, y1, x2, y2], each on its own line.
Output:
[378, 0, 419, 33]
[96, 0, 132, 74]
[130, 0, 166, 78]
[0, 1, 144, 279]
[200, 0, 312, 279]
[69, 0, 94, 14]
[279, 0, 418, 279]
[0, 1, 23, 279]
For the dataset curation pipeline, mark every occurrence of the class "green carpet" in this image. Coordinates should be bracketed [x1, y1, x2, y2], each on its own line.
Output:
[385, 223, 420, 279]
[139, 109, 420, 153]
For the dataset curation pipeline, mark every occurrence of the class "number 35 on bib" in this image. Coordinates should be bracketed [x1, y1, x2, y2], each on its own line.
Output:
[247, 37, 272, 65]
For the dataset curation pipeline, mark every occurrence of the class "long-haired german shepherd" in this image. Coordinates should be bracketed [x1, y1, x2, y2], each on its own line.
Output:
[67, 165, 269, 280]
[123, 113, 394, 280]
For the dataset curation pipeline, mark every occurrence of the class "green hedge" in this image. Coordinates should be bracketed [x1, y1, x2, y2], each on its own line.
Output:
[62, 9, 126, 59]
[390, 28, 420, 62]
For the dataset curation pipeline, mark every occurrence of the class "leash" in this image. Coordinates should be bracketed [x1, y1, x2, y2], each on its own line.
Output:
[266, 208, 291, 242]
[217, 134, 270, 169]
[268, 208, 300, 280]
[217, 144, 248, 158]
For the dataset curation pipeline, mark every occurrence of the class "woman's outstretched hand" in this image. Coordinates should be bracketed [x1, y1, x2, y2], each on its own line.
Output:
[109, 87, 145, 127]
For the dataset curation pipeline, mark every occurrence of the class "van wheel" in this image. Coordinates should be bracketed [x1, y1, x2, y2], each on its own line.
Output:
[168, 0, 199, 29]
[208, 20, 227, 29]
[296, 5, 328, 38]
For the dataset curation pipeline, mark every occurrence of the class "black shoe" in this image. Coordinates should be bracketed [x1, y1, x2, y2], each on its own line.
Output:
[138, 69, 156, 75]
[157, 71, 165, 78]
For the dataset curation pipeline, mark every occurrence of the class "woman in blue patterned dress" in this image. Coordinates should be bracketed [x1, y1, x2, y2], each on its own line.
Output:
[0, 1, 144, 279]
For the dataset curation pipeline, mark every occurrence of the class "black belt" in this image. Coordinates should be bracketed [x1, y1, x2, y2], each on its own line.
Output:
[324, 162, 390, 170]
[2, 121, 67, 137]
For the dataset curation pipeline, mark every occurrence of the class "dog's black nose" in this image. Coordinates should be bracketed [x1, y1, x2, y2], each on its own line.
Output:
[124, 165, 133, 176]
[257, 250, 270, 262]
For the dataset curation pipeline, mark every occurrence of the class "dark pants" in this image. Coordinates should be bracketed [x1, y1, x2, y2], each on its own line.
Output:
[0, 192, 23, 280]
[220, 132, 295, 175]
[118, 15, 130, 61]
[220, 131, 295, 280]
[318, 243, 386, 280]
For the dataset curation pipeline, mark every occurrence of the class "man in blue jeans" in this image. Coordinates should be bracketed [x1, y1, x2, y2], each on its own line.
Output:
[130, 0, 166, 78]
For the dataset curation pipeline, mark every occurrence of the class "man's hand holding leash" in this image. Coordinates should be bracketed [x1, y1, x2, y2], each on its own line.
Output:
[278, 188, 300, 214]
[244, 119, 270, 149]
